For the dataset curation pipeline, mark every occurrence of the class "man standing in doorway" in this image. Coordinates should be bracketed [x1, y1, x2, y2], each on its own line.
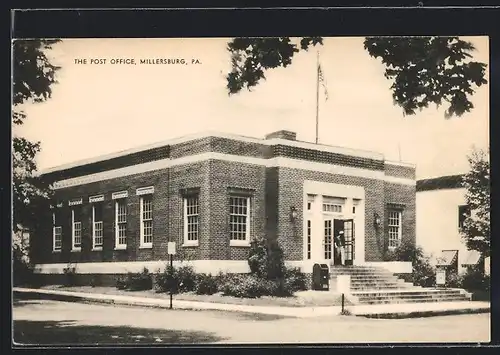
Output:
[335, 230, 346, 266]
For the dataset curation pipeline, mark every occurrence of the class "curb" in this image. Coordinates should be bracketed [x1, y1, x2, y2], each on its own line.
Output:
[14, 288, 491, 319]
[356, 308, 491, 319]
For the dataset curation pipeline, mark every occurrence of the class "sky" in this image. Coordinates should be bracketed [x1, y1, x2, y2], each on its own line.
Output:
[14, 37, 489, 179]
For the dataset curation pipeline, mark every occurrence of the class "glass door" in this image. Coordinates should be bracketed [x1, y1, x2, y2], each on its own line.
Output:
[343, 219, 355, 265]
[323, 219, 333, 261]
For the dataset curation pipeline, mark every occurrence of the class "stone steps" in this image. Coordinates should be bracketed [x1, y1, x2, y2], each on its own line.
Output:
[353, 290, 470, 305]
[329, 265, 471, 305]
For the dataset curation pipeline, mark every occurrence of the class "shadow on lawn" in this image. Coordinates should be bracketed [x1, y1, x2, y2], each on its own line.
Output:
[14, 320, 226, 345]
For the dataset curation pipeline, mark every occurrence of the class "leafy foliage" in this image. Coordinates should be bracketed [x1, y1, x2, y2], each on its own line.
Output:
[219, 274, 298, 298]
[385, 242, 436, 287]
[226, 36, 487, 118]
[12, 39, 61, 234]
[194, 273, 219, 295]
[226, 37, 322, 94]
[12, 233, 35, 287]
[115, 268, 153, 291]
[364, 36, 487, 118]
[13, 40, 61, 108]
[461, 266, 490, 292]
[154, 265, 197, 294]
[461, 148, 490, 257]
[62, 263, 78, 287]
[248, 237, 286, 280]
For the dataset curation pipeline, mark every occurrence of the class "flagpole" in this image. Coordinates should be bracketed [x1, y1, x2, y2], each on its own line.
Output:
[315, 51, 320, 144]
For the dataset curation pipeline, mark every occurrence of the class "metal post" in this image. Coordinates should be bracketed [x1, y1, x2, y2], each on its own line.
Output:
[169, 254, 173, 310]
[315, 51, 320, 144]
[341, 293, 345, 313]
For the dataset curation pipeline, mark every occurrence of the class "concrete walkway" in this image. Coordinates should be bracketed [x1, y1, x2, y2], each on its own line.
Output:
[13, 287, 490, 319]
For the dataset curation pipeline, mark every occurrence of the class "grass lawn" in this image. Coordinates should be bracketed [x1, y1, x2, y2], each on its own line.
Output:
[39, 285, 351, 307]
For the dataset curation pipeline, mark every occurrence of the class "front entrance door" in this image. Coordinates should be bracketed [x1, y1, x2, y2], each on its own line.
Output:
[328, 218, 355, 266]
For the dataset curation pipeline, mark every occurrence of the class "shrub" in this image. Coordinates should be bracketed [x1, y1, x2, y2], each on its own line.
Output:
[461, 266, 490, 292]
[385, 242, 436, 287]
[116, 277, 128, 290]
[13, 245, 35, 287]
[176, 265, 197, 293]
[115, 268, 152, 291]
[63, 263, 77, 287]
[154, 264, 197, 294]
[195, 273, 219, 295]
[219, 274, 298, 298]
[283, 267, 308, 292]
[248, 237, 286, 280]
[220, 274, 266, 298]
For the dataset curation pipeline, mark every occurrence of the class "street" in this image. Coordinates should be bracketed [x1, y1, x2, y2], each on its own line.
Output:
[13, 299, 490, 344]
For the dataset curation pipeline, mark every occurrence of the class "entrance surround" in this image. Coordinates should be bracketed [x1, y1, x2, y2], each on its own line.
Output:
[302, 180, 366, 271]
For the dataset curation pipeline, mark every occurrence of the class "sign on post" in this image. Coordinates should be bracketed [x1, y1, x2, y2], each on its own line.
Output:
[167, 242, 176, 255]
[436, 269, 446, 286]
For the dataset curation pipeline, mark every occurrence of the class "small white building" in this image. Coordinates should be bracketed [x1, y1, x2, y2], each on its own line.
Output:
[416, 175, 488, 274]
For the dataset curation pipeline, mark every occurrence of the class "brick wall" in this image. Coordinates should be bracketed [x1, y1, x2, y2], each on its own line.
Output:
[384, 182, 417, 250]
[208, 160, 267, 261]
[275, 167, 386, 262]
[34, 133, 416, 270]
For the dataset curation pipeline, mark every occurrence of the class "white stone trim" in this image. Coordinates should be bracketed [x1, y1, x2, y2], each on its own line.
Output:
[136, 186, 155, 196]
[68, 198, 83, 206]
[112, 190, 128, 200]
[51, 153, 415, 190]
[40, 131, 394, 176]
[384, 175, 417, 186]
[303, 180, 366, 200]
[89, 194, 104, 203]
[33, 260, 251, 275]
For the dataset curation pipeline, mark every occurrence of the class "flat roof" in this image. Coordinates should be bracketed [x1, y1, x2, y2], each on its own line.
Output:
[39, 130, 415, 175]
[416, 174, 465, 192]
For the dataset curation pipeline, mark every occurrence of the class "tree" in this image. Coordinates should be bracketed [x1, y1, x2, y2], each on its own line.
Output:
[461, 148, 490, 258]
[12, 39, 60, 239]
[226, 36, 487, 118]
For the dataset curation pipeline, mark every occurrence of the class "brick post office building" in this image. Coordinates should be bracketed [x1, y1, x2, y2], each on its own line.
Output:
[31, 130, 416, 283]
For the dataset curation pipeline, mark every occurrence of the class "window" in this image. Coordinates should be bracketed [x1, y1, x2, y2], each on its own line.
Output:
[388, 210, 402, 249]
[71, 207, 82, 251]
[183, 195, 199, 245]
[229, 196, 250, 243]
[140, 195, 153, 247]
[307, 220, 311, 260]
[322, 196, 345, 213]
[92, 203, 103, 250]
[458, 205, 470, 229]
[53, 212, 62, 252]
[307, 194, 315, 211]
[353, 199, 360, 214]
[115, 199, 127, 249]
[324, 219, 333, 259]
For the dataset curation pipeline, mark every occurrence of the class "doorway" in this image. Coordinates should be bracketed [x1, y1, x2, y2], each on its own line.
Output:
[324, 218, 355, 266]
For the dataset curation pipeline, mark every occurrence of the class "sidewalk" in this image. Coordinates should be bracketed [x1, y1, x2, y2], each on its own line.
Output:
[13, 287, 490, 319]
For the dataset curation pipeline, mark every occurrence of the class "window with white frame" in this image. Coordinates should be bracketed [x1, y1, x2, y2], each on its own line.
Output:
[115, 199, 127, 249]
[388, 209, 402, 249]
[53, 212, 62, 252]
[183, 195, 199, 244]
[322, 196, 345, 213]
[92, 203, 103, 250]
[353, 199, 360, 214]
[229, 195, 250, 242]
[307, 194, 315, 211]
[307, 219, 311, 259]
[71, 207, 82, 251]
[140, 195, 153, 247]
